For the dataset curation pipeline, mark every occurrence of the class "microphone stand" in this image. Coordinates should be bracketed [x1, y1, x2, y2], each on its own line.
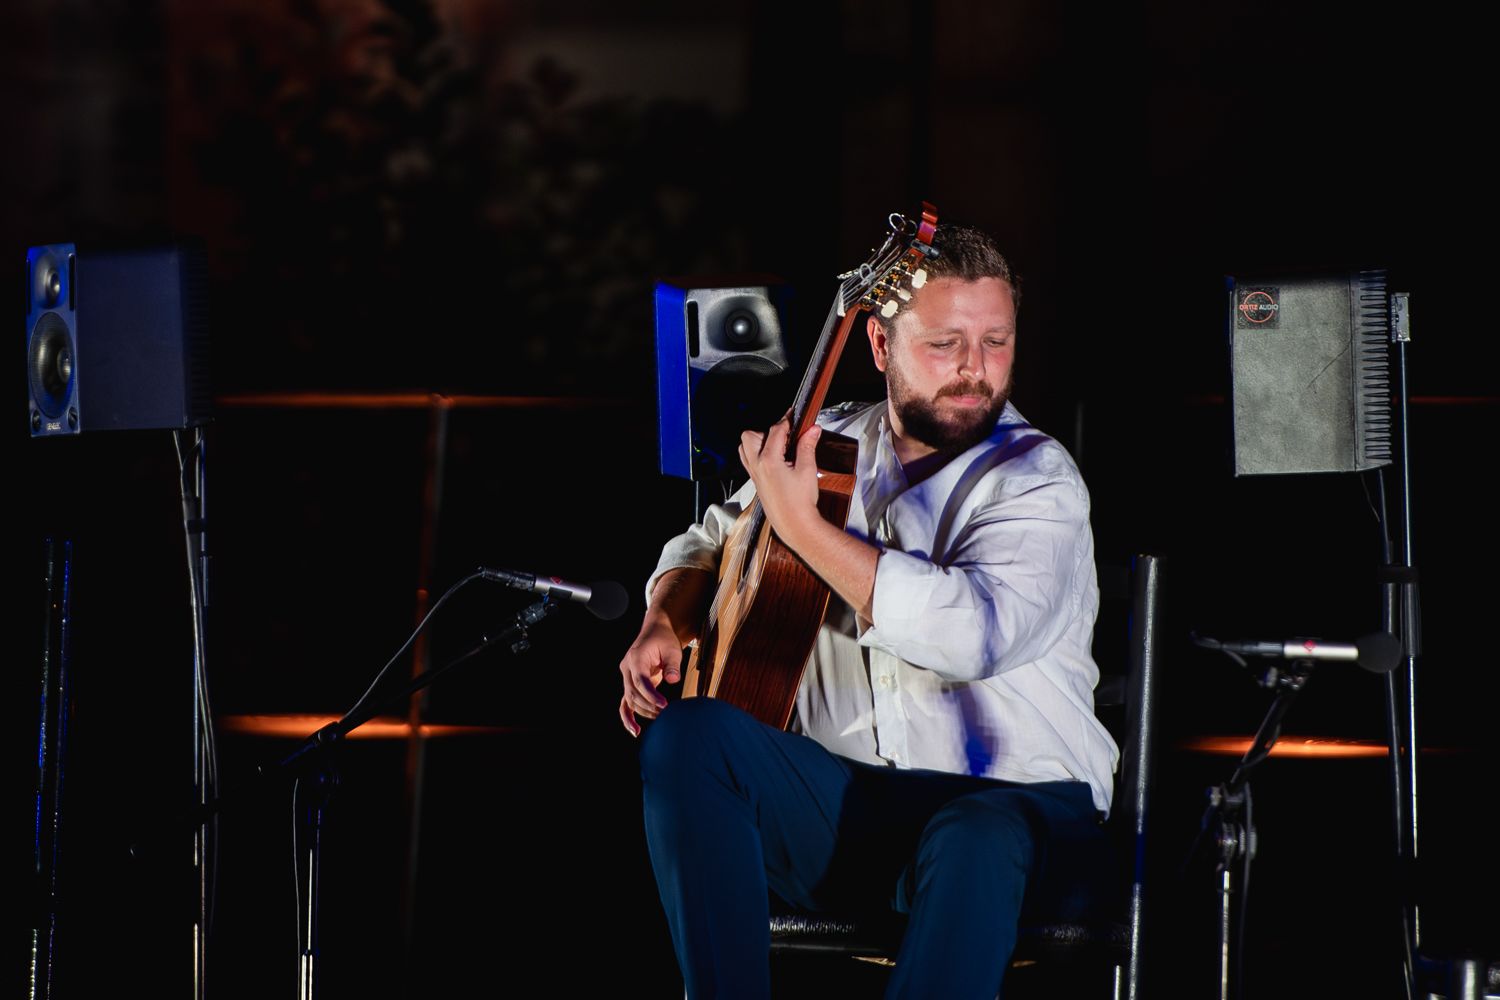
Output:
[1198, 654, 1316, 1000]
[277, 596, 558, 1000]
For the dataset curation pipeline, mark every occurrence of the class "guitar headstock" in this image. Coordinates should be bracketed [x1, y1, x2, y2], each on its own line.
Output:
[836, 202, 940, 319]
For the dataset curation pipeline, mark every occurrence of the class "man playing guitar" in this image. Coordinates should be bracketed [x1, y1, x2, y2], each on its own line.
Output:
[619, 222, 1118, 999]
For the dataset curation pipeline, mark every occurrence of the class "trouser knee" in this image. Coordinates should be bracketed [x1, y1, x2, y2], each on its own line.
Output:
[638, 696, 748, 787]
[919, 794, 1038, 876]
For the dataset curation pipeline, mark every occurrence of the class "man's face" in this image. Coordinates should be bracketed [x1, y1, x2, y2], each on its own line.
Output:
[866, 275, 1017, 457]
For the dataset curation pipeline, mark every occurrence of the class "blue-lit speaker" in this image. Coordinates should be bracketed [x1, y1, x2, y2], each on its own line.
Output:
[654, 280, 795, 481]
[26, 243, 210, 436]
[26, 245, 77, 434]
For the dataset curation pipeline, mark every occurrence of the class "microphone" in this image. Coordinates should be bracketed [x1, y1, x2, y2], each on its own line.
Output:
[1209, 632, 1402, 673]
[479, 567, 629, 621]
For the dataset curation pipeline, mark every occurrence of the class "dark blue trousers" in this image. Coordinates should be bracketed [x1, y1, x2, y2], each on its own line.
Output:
[640, 697, 1110, 999]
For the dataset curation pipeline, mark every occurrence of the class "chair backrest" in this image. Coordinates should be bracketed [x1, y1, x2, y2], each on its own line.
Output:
[1100, 553, 1162, 1000]
[1124, 554, 1161, 999]
[770, 554, 1165, 1000]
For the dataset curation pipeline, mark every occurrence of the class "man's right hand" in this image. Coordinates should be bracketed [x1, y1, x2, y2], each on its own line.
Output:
[618, 613, 685, 737]
[618, 567, 712, 737]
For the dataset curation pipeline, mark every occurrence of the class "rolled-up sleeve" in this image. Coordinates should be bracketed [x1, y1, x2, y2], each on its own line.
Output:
[861, 474, 1087, 681]
[644, 480, 757, 603]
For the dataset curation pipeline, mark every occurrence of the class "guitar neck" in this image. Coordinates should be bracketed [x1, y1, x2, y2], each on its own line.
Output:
[789, 299, 861, 442]
[786, 202, 938, 450]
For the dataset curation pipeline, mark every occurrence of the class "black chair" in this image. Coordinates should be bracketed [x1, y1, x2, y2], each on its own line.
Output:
[768, 553, 1163, 1000]
[1416, 955, 1500, 1000]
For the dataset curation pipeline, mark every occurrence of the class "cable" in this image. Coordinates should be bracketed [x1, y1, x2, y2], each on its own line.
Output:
[175, 428, 219, 949]
[341, 570, 485, 720]
[1188, 632, 1247, 671]
[1358, 468, 1384, 526]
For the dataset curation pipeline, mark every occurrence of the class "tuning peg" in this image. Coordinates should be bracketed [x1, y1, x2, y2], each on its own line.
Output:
[910, 268, 927, 289]
[896, 287, 912, 302]
[880, 300, 899, 318]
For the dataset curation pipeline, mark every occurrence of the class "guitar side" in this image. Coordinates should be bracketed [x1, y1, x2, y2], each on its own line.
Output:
[681, 430, 858, 729]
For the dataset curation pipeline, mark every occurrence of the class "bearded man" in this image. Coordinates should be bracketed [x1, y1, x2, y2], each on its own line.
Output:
[619, 224, 1118, 999]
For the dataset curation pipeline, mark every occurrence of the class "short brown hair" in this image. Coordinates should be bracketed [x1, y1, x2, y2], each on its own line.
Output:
[922, 223, 1021, 309]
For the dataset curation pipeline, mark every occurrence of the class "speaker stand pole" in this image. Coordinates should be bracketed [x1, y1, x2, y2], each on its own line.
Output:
[32, 538, 73, 1000]
[178, 426, 212, 1000]
[1381, 293, 1423, 998]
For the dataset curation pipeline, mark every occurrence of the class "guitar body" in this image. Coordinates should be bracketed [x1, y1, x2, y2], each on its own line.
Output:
[682, 431, 859, 728]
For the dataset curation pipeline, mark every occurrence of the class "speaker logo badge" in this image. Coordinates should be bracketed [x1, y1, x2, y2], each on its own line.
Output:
[1235, 287, 1280, 329]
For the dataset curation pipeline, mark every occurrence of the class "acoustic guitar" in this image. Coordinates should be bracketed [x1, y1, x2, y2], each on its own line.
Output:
[681, 204, 939, 728]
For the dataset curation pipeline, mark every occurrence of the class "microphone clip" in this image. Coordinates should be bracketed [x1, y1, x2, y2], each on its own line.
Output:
[506, 598, 560, 654]
[1253, 660, 1313, 693]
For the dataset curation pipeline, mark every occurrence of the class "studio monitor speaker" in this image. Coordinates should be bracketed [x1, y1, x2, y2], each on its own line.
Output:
[26, 243, 209, 436]
[1227, 269, 1391, 476]
[654, 279, 796, 481]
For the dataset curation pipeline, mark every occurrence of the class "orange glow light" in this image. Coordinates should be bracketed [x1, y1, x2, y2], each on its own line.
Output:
[220, 713, 514, 740]
[1182, 736, 1394, 759]
[216, 392, 627, 411]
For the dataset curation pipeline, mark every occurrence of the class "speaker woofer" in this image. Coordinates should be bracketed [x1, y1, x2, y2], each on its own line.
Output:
[29, 312, 76, 419]
[692, 354, 791, 471]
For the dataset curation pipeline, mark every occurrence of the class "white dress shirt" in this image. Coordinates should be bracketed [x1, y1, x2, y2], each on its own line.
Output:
[647, 401, 1119, 814]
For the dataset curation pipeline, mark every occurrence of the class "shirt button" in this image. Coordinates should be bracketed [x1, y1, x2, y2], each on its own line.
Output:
[877, 675, 892, 689]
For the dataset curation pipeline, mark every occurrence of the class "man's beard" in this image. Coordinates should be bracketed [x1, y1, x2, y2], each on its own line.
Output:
[887, 362, 1011, 456]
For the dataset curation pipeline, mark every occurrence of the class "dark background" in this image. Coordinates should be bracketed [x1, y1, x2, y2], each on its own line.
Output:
[11, 2, 1496, 997]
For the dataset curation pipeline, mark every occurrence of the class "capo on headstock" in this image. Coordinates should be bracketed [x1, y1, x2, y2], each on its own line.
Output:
[836, 202, 941, 320]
